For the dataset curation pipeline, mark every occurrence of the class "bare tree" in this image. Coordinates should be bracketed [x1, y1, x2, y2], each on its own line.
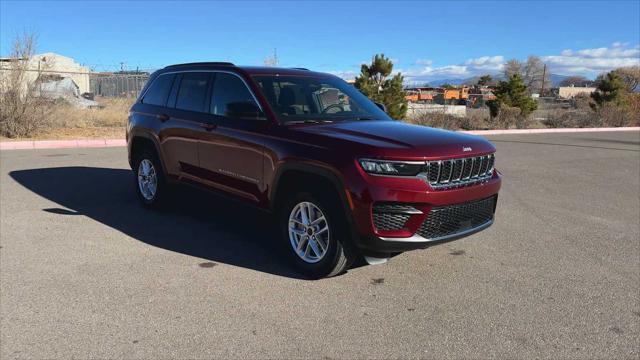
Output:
[0, 32, 49, 138]
[613, 66, 640, 92]
[503, 56, 550, 94]
[522, 56, 550, 93]
[559, 76, 593, 87]
[503, 59, 522, 79]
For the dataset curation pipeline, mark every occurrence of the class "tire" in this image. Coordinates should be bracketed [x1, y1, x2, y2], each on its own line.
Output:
[279, 191, 356, 279]
[133, 147, 168, 208]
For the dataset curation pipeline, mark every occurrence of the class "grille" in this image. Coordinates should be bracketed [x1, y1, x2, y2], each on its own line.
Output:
[372, 203, 420, 231]
[421, 154, 495, 189]
[416, 196, 496, 240]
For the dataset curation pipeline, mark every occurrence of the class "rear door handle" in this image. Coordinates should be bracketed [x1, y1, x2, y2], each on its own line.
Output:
[200, 123, 217, 131]
[156, 113, 169, 122]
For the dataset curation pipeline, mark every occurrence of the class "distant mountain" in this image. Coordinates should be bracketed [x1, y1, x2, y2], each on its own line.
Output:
[549, 74, 570, 87]
[409, 73, 573, 88]
[426, 78, 476, 87]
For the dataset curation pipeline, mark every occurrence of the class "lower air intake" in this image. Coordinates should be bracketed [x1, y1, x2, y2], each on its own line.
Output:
[416, 196, 496, 240]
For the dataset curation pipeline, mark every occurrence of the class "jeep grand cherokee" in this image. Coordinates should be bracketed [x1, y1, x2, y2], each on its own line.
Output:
[127, 62, 502, 278]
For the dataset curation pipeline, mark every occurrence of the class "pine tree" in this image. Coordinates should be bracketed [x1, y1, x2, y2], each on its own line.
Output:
[591, 71, 627, 108]
[477, 75, 492, 86]
[354, 54, 407, 119]
[487, 74, 537, 118]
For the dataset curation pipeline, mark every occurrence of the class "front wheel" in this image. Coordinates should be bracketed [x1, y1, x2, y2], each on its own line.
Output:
[280, 192, 355, 278]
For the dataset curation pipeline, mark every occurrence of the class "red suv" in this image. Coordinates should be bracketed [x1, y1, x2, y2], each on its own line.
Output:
[127, 62, 502, 278]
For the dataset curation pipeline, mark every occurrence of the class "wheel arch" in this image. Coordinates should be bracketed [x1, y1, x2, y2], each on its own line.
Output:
[128, 131, 167, 175]
[270, 163, 354, 226]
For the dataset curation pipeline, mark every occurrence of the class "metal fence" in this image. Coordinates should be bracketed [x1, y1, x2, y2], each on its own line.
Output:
[90, 73, 150, 98]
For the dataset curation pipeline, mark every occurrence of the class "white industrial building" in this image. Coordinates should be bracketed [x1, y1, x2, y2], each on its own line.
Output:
[0, 52, 91, 95]
[558, 85, 597, 99]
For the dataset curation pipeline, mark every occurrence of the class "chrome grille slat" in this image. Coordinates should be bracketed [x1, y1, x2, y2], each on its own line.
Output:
[423, 153, 495, 190]
[471, 157, 481, 178]
[440, 161, 453, 183]
[479, 155, 489, 175]
[461, 158, 472, 179]
[451, 159, 463, 182]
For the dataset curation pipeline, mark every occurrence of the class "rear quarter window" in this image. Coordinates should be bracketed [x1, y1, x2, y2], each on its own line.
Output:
[141, 74, 175, 106]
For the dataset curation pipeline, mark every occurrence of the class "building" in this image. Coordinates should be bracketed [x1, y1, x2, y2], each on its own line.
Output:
[0, 52, 90, 94]
[558, 85, 596, 99]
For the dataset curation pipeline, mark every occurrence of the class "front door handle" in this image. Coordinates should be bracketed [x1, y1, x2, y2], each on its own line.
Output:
[200, 123, 217, 131]
[156, 113, 169, 122]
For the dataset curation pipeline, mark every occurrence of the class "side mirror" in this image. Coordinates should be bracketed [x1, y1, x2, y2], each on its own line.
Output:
[226, 101, 264, 120]
[375, 102, 387, 113]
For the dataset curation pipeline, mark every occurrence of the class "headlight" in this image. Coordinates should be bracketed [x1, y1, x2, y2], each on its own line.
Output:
[358, 159, 423, 176]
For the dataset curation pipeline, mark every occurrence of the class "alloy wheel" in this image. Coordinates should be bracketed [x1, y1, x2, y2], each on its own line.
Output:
[137, 159, 157, 201]
[288, 201, 330, 263]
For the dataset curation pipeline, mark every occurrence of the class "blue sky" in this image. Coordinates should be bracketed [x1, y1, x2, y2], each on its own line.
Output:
[1, 0, 639, 82]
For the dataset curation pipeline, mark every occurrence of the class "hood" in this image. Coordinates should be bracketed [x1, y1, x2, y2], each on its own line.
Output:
[294, 120, 495, 160]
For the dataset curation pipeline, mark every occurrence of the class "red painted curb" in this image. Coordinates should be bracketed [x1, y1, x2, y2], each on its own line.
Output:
[461, 127, 640, 135]
[0, 127, 638, 151]
[0, 139, 126, 151]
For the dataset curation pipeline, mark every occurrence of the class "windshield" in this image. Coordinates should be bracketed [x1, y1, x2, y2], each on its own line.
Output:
[252, 75, 391, 123]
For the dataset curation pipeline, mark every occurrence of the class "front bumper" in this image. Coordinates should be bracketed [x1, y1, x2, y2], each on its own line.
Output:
[346, 168, 502, 257]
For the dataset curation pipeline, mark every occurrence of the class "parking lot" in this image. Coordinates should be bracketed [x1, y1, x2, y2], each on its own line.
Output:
[1, 131, 638, 358]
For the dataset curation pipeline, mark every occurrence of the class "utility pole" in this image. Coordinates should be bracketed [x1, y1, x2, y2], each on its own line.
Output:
[274, 48, 278, 66]
[540, 63, 547, 96]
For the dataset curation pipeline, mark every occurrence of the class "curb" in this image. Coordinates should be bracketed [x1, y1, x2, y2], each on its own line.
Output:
[0, 139, 126, 150]
[461, 127, 640, 135]
[1, 127, 638, 151]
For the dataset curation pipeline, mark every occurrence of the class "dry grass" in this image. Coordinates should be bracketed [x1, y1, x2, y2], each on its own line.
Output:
[0, 96, 132, 141]
[48, 97, 132, 129]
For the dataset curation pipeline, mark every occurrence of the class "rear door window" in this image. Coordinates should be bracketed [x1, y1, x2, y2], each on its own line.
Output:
[141, 74, 175, 106]
[175, 72, 210, 113]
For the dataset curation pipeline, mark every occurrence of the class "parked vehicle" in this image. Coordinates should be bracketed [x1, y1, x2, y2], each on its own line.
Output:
[127, 62, 502, 278]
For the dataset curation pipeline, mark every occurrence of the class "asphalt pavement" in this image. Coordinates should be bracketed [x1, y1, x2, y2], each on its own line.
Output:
[1, 131, 639, 359]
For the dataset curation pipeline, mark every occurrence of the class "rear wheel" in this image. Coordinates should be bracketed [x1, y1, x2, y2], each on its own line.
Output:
[280, 191, 355, 278]
[133, 148, 168, 207]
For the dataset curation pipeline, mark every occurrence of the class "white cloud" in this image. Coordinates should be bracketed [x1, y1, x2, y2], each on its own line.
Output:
[328, 70, 357, 80]
[401, 55, 505, 83]
[415, 59, 433, 66]
[328, 43, 640, 83]
[543, 43, 640, 76]
[463, 55, 504, 70]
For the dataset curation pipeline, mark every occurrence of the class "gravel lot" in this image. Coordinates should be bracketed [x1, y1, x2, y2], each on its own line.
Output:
[1, 131, 639, 359]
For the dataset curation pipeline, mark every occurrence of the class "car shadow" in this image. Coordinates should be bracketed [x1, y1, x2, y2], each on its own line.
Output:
[9, 166, 307, 279]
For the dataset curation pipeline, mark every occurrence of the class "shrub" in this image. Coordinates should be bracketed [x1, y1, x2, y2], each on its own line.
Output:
[407, 112, 460, 130]
[543, 110, 598, 128]
[462, 108, 490, 130]
[597, 103, 634, 127]
[487, 106, 520, 129]
[624, 93, 640, 126]
[0, 33, 51, 138]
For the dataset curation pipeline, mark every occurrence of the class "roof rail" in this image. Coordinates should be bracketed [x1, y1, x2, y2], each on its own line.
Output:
[291, 67, 309, 71]
[165, 62, 235, 69]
